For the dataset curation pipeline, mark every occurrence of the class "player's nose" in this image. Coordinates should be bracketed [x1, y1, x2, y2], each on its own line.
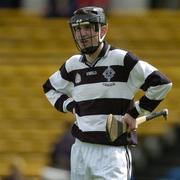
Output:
[80, 27, 90, 35]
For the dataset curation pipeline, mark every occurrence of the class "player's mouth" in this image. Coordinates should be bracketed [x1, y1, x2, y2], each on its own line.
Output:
[79, 38, 91, 46]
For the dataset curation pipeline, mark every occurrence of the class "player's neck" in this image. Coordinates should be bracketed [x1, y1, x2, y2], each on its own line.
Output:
[85, 43, 104, 64]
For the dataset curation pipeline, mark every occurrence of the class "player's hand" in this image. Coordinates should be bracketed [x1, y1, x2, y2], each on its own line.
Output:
[72, 108, 76, 115]
[122, 113, 136, 132]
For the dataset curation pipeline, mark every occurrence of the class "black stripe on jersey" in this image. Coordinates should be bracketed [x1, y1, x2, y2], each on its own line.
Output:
[141, 71, 172, 91]
[75, 98, 134, 116]
[60, 63, 73, 82]
[71, 124, 138, 146]
[69, 66, 128, 86]
[139, 95, 161, 112]
[66, 51, 138, 86]
[54, 94, 69, 112]
[43, 79, 56, 93]
[124, 52, 139, 72]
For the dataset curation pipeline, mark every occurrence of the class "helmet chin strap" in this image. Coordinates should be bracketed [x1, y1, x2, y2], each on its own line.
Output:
[98, 24, 106, 43]
[81, 46, 99, 54]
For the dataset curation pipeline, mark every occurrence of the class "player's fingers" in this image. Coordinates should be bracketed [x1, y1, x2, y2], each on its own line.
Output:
[127, 124, 136, 132]
[127, 126, 131, 133]
[72, 108, 76, 115]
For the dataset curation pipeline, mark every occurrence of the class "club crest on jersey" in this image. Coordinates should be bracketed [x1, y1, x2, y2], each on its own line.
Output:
[75, 73, 81, 84]
[103, 66, 115, 82]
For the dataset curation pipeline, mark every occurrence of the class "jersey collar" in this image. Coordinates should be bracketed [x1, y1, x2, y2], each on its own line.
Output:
[80, 41, 110, 65]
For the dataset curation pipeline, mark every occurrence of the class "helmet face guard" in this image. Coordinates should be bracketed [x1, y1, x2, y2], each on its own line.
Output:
[69, 7, 107, 54]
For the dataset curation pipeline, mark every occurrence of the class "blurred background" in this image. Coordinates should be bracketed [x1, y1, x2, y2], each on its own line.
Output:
[0, 0, 180, 179]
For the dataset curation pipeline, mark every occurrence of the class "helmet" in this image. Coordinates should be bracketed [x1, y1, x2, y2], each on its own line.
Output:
[69, 6, 107, 54]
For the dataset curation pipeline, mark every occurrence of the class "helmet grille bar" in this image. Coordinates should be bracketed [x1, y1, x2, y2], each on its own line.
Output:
[71, 21, 90, 27]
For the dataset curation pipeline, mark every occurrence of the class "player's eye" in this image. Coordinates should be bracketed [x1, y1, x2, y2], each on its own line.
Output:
[74, 24, 95, 31]
[84, 24, 96, 30]
[83, 24, 91, 29]
[74, 26, 81, 31]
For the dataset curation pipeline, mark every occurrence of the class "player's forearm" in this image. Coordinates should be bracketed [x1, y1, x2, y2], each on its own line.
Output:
[127, 82, 172, 119]
[139, 82, 172, 111]
[133, 62, 172, 115]
[43, 78, 75, 113]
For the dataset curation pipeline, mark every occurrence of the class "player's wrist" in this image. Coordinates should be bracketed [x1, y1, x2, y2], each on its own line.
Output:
[135, 101, 150, 116]
[63, 97, 77, 113]
[127, 107, 139, 119]
[66, 100, 76, 113]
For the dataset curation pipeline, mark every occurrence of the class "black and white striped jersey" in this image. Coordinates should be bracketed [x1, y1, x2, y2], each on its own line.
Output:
[43, 42, 172, 135]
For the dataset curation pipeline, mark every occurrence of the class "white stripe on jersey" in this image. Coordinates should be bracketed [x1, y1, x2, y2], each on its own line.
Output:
[73, 82, 135, 102]
[75, 114, 123, 132]
[128, 60, 157, 90]
[145, 83, 172, 100]
[45, 90, 62, 106]
[49, 70, 73, 96]
[65, 49, 127, 73]
[49, 71, 68, 92]
[65, 55, 86, 72]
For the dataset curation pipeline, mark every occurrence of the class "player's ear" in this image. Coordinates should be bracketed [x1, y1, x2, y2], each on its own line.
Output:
[100, 24, 108, 38]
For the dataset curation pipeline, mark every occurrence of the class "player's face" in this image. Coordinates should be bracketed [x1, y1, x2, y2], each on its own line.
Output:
[73, 23, 99, 50]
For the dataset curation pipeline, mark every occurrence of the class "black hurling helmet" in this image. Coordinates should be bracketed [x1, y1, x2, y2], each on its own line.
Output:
[69, 6, 107, 54]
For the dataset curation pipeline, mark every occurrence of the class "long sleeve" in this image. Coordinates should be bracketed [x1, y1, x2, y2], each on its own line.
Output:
[43, 63, 75, 113]
[125, 52, 172, 118]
